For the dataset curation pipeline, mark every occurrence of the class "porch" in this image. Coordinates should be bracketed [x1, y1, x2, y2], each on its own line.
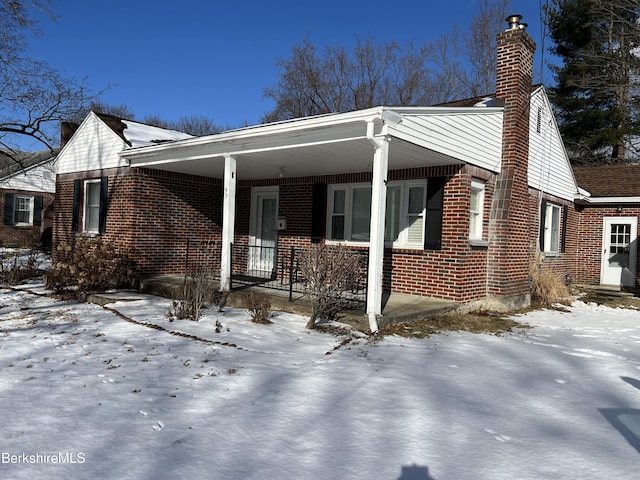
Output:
[159, 239, 460, 330]
[135, 273, 459, 332]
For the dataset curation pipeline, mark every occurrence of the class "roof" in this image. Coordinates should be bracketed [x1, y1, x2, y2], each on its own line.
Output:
[573, 164, 640, 197]
[436, 84, 543, 108]
[0, 149, 57, 180]
[93, 112, 193, 147]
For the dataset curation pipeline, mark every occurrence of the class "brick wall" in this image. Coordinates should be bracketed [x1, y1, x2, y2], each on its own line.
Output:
[0, 189, 55, 248]
[54, 167, 222, 275]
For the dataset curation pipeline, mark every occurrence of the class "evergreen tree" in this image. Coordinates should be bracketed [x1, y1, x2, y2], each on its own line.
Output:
[545, 0, 640, 164]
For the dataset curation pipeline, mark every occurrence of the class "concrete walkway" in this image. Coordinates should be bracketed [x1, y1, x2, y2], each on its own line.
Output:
[127, 275, 459, 332]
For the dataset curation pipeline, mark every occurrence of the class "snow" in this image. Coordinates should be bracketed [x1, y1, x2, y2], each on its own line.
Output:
[120, 120, 193, 148]
[1, 284, 640, 479]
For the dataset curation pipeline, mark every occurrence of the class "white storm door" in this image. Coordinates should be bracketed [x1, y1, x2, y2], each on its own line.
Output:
[601, 216, 637, 287]
[249, 187, 279, 277]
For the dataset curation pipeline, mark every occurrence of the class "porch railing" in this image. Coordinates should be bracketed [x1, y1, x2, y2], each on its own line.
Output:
[184, 241, 368, 307]
[230, 244, 368, 306]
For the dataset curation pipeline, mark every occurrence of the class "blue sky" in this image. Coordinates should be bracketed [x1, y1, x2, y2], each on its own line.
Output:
[26, 0, 551, 128]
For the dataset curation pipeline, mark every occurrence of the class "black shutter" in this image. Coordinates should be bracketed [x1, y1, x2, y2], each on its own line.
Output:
[4, 193, 14, 225]
[311, 183, 327, 243]
[560, 204, 568, 253]
[71, 179, 81, 232]
[98, 176, 108, 234]
[33, 196, 43, 227]
[539, 198, 547, 251]
[425, 177, 445, 250]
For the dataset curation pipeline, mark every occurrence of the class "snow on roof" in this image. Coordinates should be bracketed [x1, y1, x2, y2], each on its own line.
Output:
[120, 120, 193, 148]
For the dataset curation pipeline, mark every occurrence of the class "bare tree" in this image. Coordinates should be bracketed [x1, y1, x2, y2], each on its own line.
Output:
[0, 0, 95, 158]
[263, 1, 512, 122]
[263, 36, 438, 122]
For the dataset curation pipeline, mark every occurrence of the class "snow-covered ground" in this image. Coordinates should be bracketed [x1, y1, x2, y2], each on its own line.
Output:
[1, 283, 640, 480]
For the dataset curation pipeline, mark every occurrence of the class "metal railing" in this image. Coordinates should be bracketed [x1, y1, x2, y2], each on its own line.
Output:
[183, 240, 369, 307]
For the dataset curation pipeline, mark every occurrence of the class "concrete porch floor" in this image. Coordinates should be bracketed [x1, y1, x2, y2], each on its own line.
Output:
[133, 275, 459, 332]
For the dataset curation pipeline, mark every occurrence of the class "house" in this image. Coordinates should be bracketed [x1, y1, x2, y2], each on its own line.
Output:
[52, 15, 581, 331]
[573, 165, 640, 289]
[0, 150, 57, 248]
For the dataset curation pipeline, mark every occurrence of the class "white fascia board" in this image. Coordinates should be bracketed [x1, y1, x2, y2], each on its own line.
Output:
[121, 108, 386, 160]
[577, 195, 640, 204]
[121, 105, 504, 162]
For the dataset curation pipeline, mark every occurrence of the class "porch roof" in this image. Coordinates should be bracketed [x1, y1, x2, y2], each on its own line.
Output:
[120, 106, 504, 180]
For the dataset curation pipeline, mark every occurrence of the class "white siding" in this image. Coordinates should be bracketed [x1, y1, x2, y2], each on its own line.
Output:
[55, 112, 127, 174]
[391, 111, 504, 173]
[0, 162, 56, 193]
[528, 88, 579, 201]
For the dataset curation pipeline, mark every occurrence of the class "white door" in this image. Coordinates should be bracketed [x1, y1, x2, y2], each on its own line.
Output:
[601, 216, 638, 287]
[249, 187, 278, 277]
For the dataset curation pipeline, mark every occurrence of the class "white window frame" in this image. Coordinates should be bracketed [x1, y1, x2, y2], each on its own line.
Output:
[326, 180, 427, 249]
[14, 195, 34, 226]
[543, 202, 562, 254]
[469, 179, 485, 241]
[83, 179, 101, 233]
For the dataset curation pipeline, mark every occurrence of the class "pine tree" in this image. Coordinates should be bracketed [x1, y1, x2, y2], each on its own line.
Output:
[545, 0, 640, 164]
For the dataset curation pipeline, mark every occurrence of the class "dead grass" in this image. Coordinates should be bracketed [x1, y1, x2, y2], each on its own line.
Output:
[578, 289, 640, 310]
[379, 311, 529, 338]
[529, 253, 571, 307]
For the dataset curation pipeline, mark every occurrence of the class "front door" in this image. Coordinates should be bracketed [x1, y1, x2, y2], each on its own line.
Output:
[601, 216, 638, 287]
[249, 187, 279, 278]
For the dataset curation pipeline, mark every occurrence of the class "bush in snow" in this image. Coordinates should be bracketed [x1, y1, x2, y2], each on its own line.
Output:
[45, 237, 135, 299]
[167, 261, 222, 322]
[0, 249, 43, 286]
[245, 291, 272, 324]
[298, 243, 363, 329]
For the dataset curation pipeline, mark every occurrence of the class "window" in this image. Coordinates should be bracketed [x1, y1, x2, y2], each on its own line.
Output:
[14, 195, 34, 225]
[73, 177, 108, 234]
[543, 202, 561, 253]
[3, 193, 43, 227]
[327, 181, 427, 247]
[83, 180, 102, 232]
[469, 180, 485, 240]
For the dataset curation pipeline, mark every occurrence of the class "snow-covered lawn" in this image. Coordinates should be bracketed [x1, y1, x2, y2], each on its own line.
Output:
[1, 283, 640, 480]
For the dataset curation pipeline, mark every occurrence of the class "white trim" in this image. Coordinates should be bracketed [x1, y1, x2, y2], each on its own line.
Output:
[469, 179, 485, 240]
[600, 216, 638, 287]
[13, 195, 34, 226]
[325, 179, 427, 249]
[576, 196, 640, 204]
[83, 179, 101, 233]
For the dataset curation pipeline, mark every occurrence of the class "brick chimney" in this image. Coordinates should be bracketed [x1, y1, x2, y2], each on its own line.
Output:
[487, 14, 536, 309]
[60, 121, 80, 149]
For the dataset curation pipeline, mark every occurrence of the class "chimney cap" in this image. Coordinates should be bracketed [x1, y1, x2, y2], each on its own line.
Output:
[505, 14, 527, 30]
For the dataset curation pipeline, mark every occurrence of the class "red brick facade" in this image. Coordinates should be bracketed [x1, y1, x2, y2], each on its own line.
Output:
[54, 167, 222, 276]
[53, 159, 581, 304]
[0, 189, 54, 248]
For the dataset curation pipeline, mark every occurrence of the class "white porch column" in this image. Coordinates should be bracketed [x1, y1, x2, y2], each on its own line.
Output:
[366, 131, 390, 333]
[220, 154, 236, 291]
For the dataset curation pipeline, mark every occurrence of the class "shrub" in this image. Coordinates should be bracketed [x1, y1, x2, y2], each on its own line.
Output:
[299, 244, 363, 328]
[245, 291, 272, 324]
[0, 250, 43, 286]
[529, 253, 570, 306]
[45, 237, 135, 299]
[167, 265, 219, 321]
